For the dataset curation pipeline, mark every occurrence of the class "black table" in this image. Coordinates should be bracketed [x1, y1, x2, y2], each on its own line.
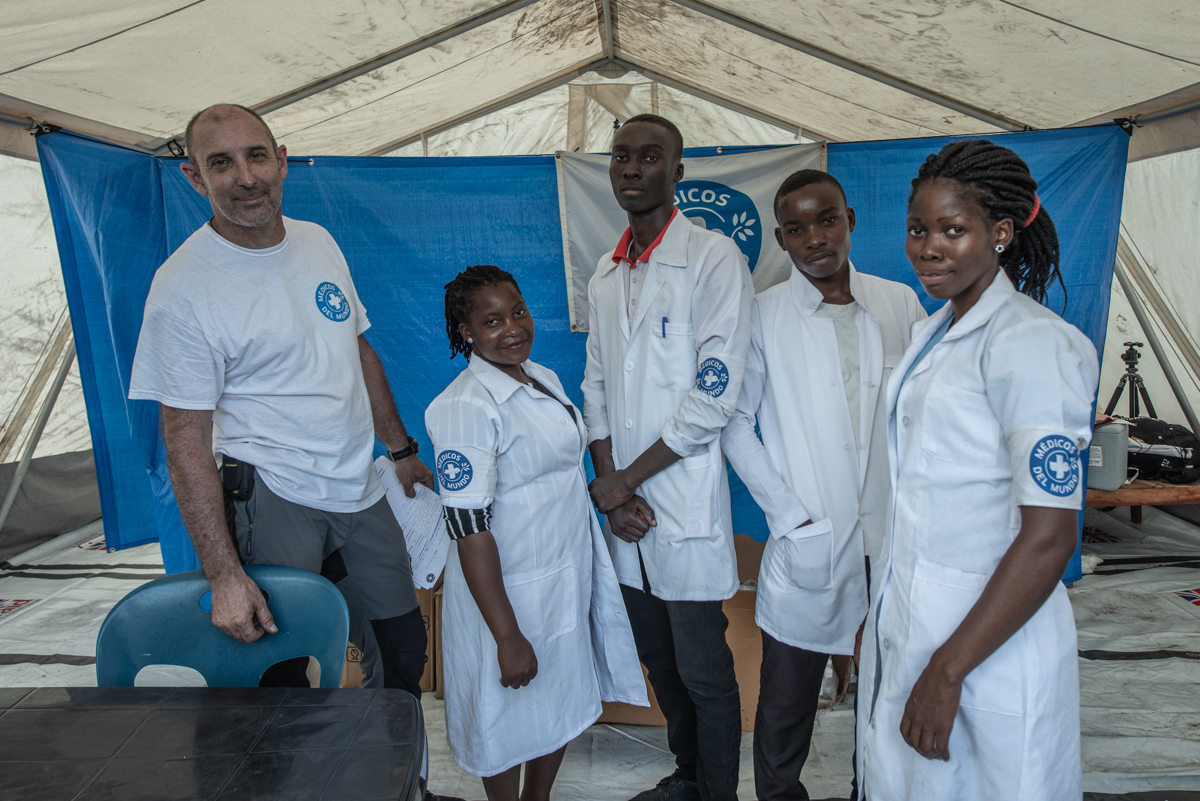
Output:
[0, 686, 424, 801]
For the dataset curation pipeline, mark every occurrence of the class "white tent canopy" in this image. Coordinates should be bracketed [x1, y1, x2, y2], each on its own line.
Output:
[1, 1, 1199, 544]
[0, 1, 1197, 159]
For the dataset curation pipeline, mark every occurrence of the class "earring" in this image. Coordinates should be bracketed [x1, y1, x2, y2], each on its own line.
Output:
[995, 245, 1005, 253]
[467, 337, 474, 344]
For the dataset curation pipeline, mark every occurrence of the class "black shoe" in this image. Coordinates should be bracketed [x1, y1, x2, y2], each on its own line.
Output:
[424, 793, 467, 801]
[628, 770, 701, 801]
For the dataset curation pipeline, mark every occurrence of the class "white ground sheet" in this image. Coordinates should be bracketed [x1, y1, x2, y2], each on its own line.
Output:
[2, 516, 1199, 795]
[1073, 506, 1200, 792]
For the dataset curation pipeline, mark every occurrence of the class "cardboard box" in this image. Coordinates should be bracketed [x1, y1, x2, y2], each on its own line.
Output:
[723, 588, 762, 732]
[433, 586, 444, 700]
[598, 664, 668, 726]
[341, 642, 364, 689]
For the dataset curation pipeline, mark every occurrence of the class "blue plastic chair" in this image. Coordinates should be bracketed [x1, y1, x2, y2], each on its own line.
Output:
[95, 565, 349, 688]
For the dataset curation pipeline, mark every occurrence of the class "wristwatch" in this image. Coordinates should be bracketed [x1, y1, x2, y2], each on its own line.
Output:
[389, 437, 419, 462]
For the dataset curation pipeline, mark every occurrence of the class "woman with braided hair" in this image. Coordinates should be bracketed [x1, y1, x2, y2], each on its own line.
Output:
[424, 265, 646, 800]
[856, 140, 1098, 799]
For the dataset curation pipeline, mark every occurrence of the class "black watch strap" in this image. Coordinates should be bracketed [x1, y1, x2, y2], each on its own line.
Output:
[389, 437, 419, 462]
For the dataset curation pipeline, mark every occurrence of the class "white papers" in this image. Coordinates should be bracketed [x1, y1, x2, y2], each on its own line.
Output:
[374, 456, 448, 589]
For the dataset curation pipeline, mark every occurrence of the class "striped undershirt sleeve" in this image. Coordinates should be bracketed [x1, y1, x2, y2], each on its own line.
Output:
[442, 505, 493, 540]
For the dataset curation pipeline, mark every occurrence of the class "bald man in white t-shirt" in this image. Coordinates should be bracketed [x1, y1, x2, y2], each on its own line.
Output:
[129, 104, 436, 696]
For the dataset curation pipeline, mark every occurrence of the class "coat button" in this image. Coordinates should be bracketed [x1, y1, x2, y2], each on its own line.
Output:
[625, 362, 633, 372]
[902, 416, 911, 427]
[883, 638, 892, 651]
[560, 419, 569, 427]
[852, 578, 859, 586]
[844, 444, 850, 451]
[625, 420, 633, 429]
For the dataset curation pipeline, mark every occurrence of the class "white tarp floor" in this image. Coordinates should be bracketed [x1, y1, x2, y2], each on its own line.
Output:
[3, 519, 1200, 797]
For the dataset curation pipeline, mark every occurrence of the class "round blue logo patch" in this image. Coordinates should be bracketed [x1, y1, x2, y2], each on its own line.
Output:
[1030, 435, 1081, 497]
[695, 358, 730, 397]
[315, 282, 351, 322]
[436, 450, 473, 492]
[674, 181, 762, 271]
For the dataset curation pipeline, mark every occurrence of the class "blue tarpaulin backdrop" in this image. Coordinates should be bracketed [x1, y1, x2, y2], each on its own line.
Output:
[37, 125, 1127, 582]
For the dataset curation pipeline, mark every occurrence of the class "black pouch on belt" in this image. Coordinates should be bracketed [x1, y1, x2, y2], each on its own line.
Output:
[219, 456, 256, 556]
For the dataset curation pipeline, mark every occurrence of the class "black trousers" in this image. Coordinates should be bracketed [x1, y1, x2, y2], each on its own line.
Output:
[752, 631, 830, 801]
[258, 593, 427, 695]
[621, 570, 741, 801]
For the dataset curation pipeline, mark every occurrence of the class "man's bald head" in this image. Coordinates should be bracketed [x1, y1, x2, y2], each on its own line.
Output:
[185, 104, 277, 166]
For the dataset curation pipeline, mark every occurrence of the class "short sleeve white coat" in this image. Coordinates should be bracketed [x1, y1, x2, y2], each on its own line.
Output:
[857, 271, 1099, 800]
[425, 356, 647, 778]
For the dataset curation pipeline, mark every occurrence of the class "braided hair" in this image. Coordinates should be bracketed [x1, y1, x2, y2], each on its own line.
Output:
[443, 265, 521, 359]
[910, 139, 1063, 307]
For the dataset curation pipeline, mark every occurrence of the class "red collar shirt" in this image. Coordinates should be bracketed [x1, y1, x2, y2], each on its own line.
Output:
[612, 209, 676, 319]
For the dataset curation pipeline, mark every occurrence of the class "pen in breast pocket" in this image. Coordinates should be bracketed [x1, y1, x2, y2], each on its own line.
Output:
[662, 317, 667, 338]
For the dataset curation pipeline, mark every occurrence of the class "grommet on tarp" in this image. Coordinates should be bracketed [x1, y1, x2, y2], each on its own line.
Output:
[1115, 117, 1139, 136]
[31, 121, 61, 137]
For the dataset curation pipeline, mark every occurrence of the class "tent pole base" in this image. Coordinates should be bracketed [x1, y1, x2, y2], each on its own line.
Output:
[3, 517, 104, 567]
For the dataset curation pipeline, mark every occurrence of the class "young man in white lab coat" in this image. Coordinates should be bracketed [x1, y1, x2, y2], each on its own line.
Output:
[721, 171, 926, 801]
[583, 114, 753, 801]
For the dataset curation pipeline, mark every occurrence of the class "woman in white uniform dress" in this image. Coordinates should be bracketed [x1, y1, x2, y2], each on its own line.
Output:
[425, 266, 646, 801]
[857, 141, 1099, 800]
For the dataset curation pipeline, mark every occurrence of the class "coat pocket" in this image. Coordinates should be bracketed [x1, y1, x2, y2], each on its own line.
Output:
[920, 380, 1001, 467]
[647, 322, 696, 392]
[777, 519, 835, 594]
[907, 558, 1023, 716]
[504, 558, 579, 649]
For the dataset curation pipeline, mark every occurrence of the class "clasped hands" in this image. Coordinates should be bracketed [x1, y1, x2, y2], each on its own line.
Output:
[588, 469, 658, 543]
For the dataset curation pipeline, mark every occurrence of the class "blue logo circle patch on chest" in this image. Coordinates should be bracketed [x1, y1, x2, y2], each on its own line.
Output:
[695, 358, 730, 397]
[315, 282, 351, 322]
[1030, 435, 1081, 496]
[436, 450, 473, 492]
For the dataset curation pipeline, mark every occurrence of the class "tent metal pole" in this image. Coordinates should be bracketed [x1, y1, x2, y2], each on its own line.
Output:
[1113, 259, 1200, 434]
[1136, 96, 1200, 126]
[0, 342, 76, 535]
[0, 111, 36, 131]
[667, 0, 1028, 133]
[4, 518, 104, 567]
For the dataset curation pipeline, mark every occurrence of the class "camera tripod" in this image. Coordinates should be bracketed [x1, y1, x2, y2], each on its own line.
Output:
[1104, 341, 1158, 419]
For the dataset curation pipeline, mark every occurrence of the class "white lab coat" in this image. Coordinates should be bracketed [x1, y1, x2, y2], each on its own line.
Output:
[425, 356, 647, 777]
[722, 265, 925, 654]
[857, 271, 1098, 800]
[582, 212, 753, 602]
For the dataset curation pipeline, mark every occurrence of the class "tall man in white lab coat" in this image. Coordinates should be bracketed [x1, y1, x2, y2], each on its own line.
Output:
[722, 171, 926, 801]
[584, 114, 753, 801]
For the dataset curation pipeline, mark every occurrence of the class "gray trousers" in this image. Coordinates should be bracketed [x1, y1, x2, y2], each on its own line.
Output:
[231, 476, 424, 692]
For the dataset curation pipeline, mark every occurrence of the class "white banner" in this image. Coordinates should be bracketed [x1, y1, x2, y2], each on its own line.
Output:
[556, 144, 825, 332]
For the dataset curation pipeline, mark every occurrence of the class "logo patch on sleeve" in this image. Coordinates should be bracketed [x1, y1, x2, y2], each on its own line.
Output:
[436, 450, 473, 492]
[1030, 435, 1081, 496]
[695, 358, 730, 397]
[315, 282, 351, 322]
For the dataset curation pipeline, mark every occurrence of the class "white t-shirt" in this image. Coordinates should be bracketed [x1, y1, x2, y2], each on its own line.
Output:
[813, 300, 861, 450]
[129, 218, 384, 513]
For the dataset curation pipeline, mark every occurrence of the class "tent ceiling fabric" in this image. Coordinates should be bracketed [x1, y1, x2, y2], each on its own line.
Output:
[267, 0, 603, 155]
[695, 0, 1200, 130]
[0, 0, 1198, 154]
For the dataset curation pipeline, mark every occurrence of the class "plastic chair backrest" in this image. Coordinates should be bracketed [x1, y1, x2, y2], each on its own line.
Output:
[95, 565, 349, 688]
